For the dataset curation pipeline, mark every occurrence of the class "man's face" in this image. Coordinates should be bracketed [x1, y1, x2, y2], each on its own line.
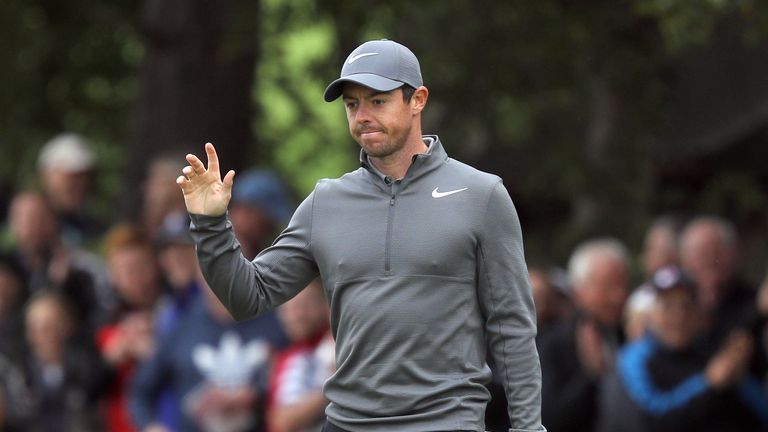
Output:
[680, 224, 734, 310]
[10, 194, 58, 252]
[651, 288, 700, 349]
[575, 256, 629, 327]
[108, 246, 160, 308]
[279, 280, 328, 343]
[342, 84, 414, 159]
[159, 243, 200, 290]
[42, 169, 91, 213]
[26, 298, 71, 361]
[642, 225, 677, 277]
[229, 204, 274, 249]
[529, 269, 553, 323]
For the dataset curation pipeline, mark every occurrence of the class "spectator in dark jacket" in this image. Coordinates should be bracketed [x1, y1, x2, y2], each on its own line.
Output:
[6, 191, 109, 335]
[21, 291, 109, 432]
[539, 238, 630, 432]
[0, 257, 27, 363]
[597, 266, 768, 432]
[680, 216, 766, 378]
[680, 217, 760, 345]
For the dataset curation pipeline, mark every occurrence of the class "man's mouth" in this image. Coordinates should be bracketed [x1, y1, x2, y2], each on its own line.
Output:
[359, 128, 383, 136]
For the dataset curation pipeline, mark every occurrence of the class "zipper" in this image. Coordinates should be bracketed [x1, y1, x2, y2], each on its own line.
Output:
[385, 178, 398, 272]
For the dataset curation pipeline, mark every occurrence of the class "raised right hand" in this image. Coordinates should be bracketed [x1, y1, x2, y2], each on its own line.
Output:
[176, 143, 236, 216]
[705, 330, 753, 388]
[576, 320, 606, 377]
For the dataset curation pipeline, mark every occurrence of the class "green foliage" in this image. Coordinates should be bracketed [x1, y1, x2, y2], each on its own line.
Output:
[1, 0, 767, 271]
[636, 0, 768, 51]
[255, 0, 355, 196]
[0, 0, 139, 220]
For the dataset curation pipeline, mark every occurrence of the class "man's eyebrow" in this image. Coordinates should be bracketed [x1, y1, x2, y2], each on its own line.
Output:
[342, 90, 393, 100]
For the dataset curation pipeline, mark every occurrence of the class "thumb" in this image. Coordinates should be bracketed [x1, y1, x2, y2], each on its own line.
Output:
[223, 170, 236, 192]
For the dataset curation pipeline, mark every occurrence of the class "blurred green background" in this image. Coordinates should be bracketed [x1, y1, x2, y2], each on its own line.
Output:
[2, 0, 768, 280]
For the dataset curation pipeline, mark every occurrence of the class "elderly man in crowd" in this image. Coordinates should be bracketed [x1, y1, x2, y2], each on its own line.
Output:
[679, 217, 763, 363]
[538, 238, 630, 432]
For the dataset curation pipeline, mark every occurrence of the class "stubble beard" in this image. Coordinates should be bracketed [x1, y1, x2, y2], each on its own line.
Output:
[358, 123, 412, 159]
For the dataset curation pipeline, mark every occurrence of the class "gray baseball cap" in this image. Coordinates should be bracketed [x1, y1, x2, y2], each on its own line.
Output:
[323, 39, 423, 102]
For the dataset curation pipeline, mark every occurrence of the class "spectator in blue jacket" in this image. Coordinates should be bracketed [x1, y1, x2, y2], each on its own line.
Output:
[597, 266, 768, 432]
[129, 284, 289, 432]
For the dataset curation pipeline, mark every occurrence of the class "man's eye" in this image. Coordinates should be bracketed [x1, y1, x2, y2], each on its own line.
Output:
[372, 99, 385, 105]
[345, 102, 357, 109]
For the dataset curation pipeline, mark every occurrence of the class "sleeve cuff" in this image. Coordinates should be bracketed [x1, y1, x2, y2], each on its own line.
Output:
[189, 212, 229, 231]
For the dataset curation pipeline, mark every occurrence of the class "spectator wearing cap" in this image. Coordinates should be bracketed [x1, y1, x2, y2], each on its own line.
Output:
[141, 155, 188, 241]
[154, 212, 202, 337]
[37, 133, 104, 247]
[228, 169, 294, 260]
[539, 238, 630, 432]
[623, 217, 682, 343]
[597, 266, 768, 432]
[149, 214, 205, 431]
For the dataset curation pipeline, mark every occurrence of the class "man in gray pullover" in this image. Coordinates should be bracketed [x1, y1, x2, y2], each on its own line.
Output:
[177, 39, 545, 432]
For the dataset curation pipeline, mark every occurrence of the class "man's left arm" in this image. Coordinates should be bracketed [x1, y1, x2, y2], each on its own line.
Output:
[476, 181, 545, 432]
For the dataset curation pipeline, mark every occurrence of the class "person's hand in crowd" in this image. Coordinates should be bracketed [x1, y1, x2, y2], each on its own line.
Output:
[176, 143, 235, 217]
[194, 385, 257, 416]
[0, 390, 5, 428]
[103, 312, 155, 365]
[757, 275, 768, 316]
[705, 330, 753, 388]
[576, 320, 606, 377]
[217, 387, 257, 413]
[122, 311, 155, 360]
[142, 423, 171, 432]
[102, 328, 132, 365]
[46, 246, 71, 286]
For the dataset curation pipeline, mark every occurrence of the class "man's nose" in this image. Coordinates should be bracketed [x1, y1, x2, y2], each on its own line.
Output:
[354, 103, 371, 124]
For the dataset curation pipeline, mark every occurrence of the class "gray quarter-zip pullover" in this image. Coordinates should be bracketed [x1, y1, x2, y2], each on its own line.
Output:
[190, 136, 545, 432]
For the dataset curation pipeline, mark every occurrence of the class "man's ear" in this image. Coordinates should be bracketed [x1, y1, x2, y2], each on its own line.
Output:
[411, 86, 429, 114]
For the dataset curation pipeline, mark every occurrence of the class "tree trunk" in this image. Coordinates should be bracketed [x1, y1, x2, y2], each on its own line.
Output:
[125, 0, 259, 219]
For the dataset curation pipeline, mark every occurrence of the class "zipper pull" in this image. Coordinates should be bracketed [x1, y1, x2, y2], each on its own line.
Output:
[390, 197, 395, 206]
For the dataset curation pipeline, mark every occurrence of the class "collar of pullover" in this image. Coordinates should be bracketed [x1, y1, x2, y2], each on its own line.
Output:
[359, 135, 448, 189]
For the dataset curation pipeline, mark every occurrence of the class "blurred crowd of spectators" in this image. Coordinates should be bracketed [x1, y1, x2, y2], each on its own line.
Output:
[1, 133, 767, 432]
[0, 133, 332, 432]
[485, 217, 768, 432]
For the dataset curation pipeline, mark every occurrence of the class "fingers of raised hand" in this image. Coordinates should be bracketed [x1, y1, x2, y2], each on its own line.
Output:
[205, 142, 221, 175]
[222, 170, 235, 188]
[182, 165, 196, 178]
[186, 153, 207, 175]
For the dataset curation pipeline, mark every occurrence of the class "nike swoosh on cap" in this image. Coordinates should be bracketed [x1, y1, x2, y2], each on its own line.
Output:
[347, 52, 379, 64]
[431, 187, 468, 198]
